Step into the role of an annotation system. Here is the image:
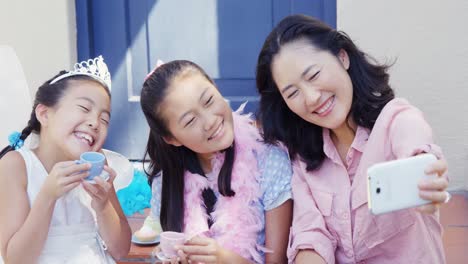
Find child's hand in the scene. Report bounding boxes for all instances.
[417,159,449,214]
[177,236,227,264]
[82,165,116,211]
[43,161,91,199]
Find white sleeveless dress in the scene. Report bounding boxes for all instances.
[16,148,115,264]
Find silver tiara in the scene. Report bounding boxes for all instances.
[50,55,111,90]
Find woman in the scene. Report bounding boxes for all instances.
[256,14,448,263]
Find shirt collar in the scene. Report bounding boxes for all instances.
[322,126,369,160]
[322,128,341,164]
[351,126,370,153]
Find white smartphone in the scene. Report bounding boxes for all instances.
[367,153,437,215]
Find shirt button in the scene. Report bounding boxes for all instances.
[345,250,354,257]
[343,213,349,219]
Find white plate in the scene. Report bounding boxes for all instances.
[156,251,171,261]
[131,234,160,245]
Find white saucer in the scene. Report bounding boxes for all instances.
[156,251,172,261]
[85,171,110,184]
[131,234,160,245]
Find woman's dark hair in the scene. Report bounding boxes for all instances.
[0,73,111,159]
[140,60,235,232]
[256,14,394,171]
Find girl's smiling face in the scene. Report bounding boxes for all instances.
[159,70,234,156]
[41,80,111,159]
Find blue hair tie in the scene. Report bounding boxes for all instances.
[8,131,24,150]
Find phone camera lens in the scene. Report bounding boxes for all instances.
[376,187,381,194]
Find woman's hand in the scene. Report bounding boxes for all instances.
[417,159,449,214]
[82,165,116,211]
[42,161,90,200]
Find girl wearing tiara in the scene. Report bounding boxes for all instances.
[0,56,131,263]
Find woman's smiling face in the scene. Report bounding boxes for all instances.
[271,38,353,130]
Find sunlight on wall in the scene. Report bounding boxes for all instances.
[338,0,468,190]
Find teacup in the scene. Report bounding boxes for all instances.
[159,231,185,258]
[77,151,105,181]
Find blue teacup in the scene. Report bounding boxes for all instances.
[77,152,105,181]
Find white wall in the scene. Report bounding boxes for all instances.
[0,0,77,99]
[338,0,468,190]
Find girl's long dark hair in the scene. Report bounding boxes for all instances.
[0,73,110,159]
[140,60,235,232]
[256,14,394,171]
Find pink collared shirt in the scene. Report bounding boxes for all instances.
[288,98,446,264]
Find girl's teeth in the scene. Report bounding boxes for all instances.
[316,97,333,114]
[210,123,223,139]
[75,132,94,145]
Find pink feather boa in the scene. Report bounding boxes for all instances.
[183,108,266,263]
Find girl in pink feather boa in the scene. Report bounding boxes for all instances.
[140,60,293,264]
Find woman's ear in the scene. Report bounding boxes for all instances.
[163,136,182,147]
[338,49,350,70]
[35,104,50,127]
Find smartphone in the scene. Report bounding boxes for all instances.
[367,153,437,215]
